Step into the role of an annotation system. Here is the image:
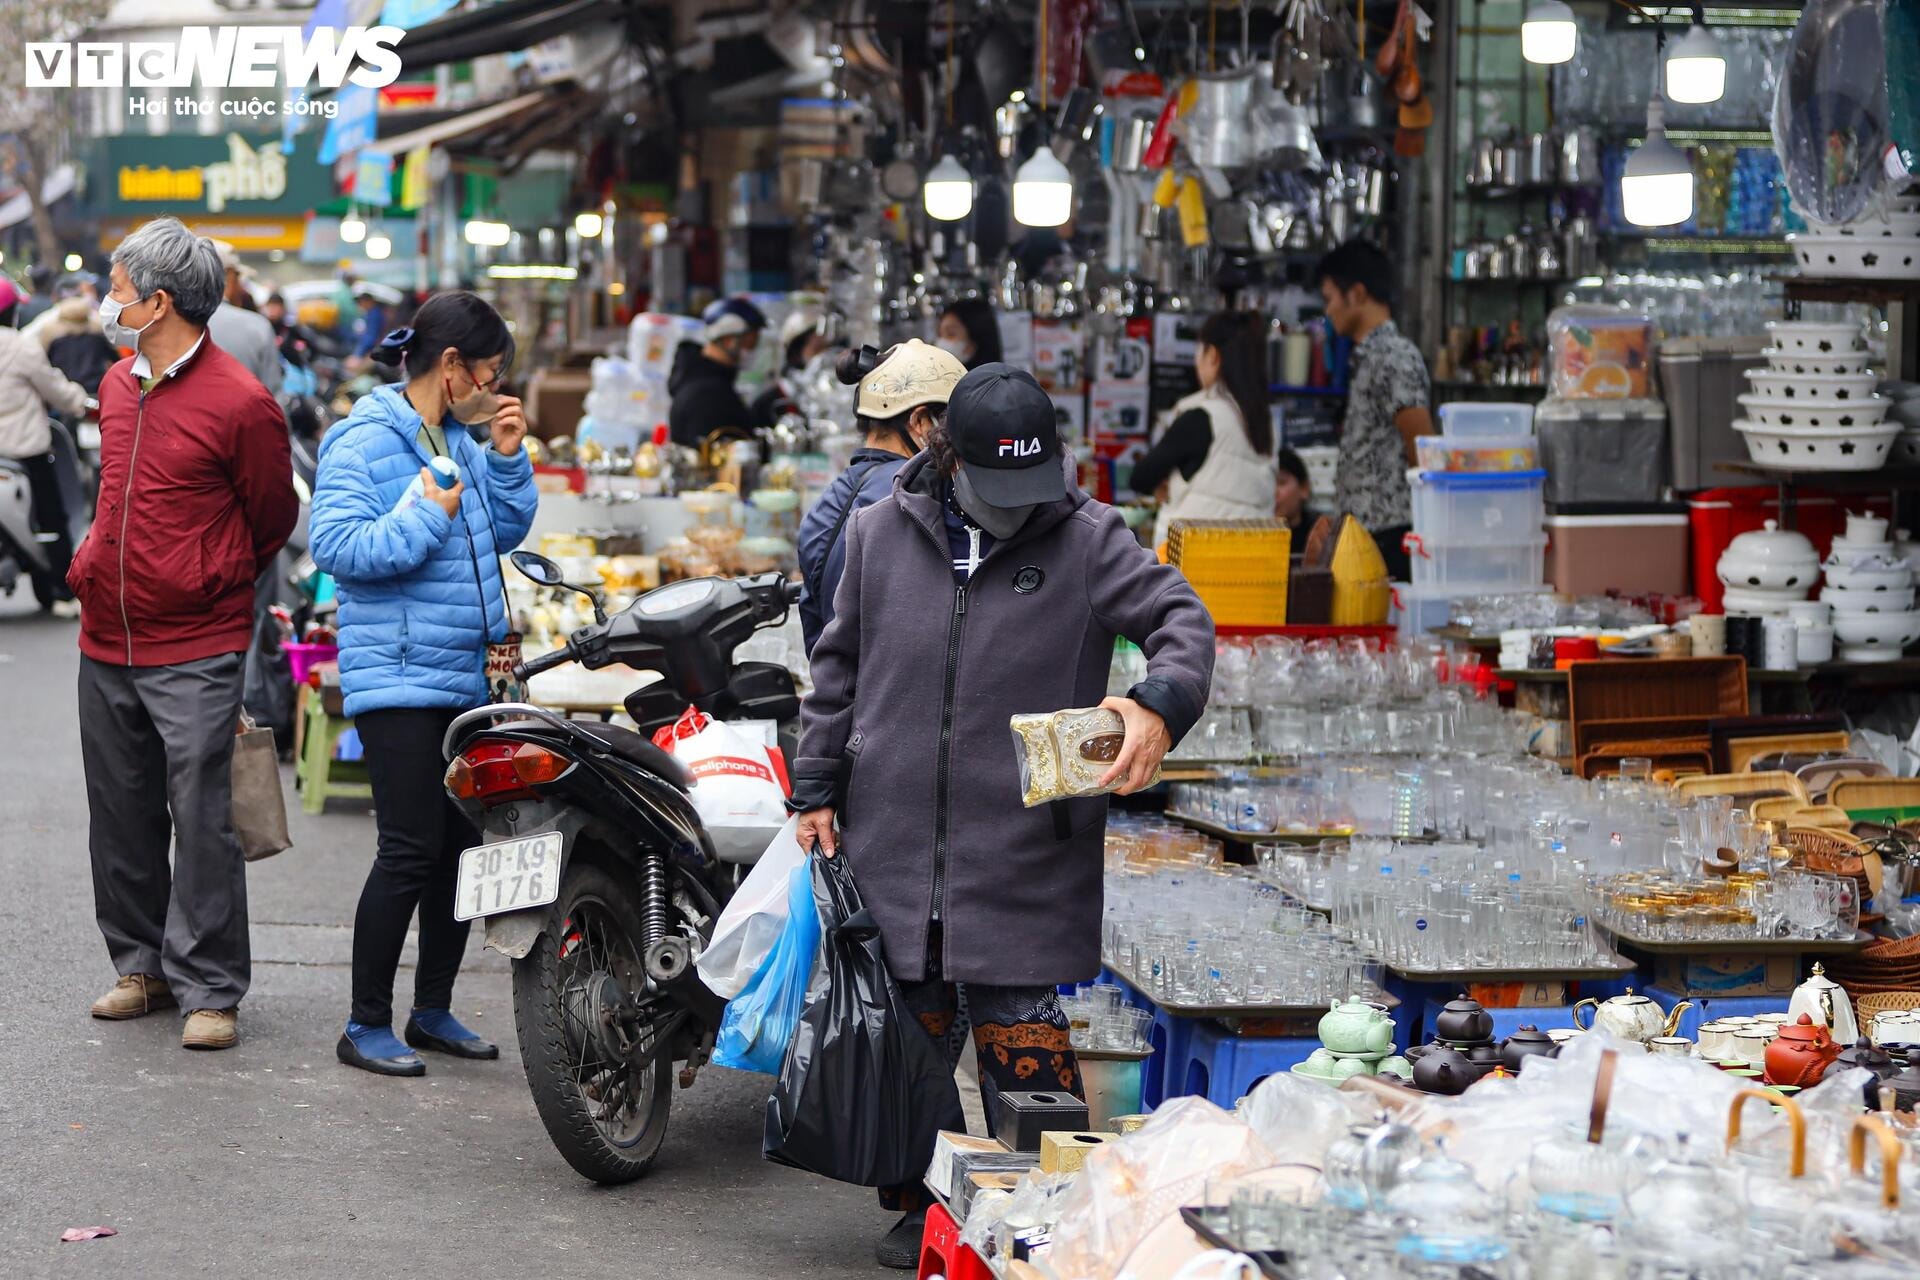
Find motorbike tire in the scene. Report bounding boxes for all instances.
[512,860,674,1185]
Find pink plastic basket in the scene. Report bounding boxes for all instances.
[284,642,339,687]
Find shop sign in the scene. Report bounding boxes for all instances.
[353,150,394,207]
[98,215,307,253]
[89,130,332,217]
[321,83,379,162]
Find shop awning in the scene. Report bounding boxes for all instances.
[364,90,551,157]
[365,87,604,174]
[393,0,629,73]
[0,164,76,231]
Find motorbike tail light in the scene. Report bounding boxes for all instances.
[512,742,569,785]
[445,755,476,800]
[449,741,539,806]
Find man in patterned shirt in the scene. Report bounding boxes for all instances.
[1315,240,1433,580]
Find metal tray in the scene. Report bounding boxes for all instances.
[1597,924,1875,955]
[1180,1207,1289,1278]
[1104,957,1400,1021]
[1388,955,1639,984]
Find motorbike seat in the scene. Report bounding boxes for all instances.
[573,722,690,790]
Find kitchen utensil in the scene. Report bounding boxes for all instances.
[1468,136,1498,188]
[1736,419,1903,470]
[1765,1013,1842,1086]
[1717,520,1821,593]
[1570,989,1692,1043]
[1524,131,1557,186]
[1561,126,1601,186]
[1774,0,1891,227]
[1738,393,1892,431]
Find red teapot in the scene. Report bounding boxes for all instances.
[1765,1013,1842,1088]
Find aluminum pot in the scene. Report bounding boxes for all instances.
[1486,241,1513,279]
[1525,131,1558,185]
[1467,136,1498,187]
[1561,126,1602,186]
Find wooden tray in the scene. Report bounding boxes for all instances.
[1673,770,1811,805]
[1103,956,1399,1021]
[1169,814,1355,845]
[1599,923,1874,955]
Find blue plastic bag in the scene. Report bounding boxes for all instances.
[713,859,821,1074]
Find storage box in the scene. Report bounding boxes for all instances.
[1411,469,1547,545]
[1659,336,1769,489]
[1390,583,1455,637]
[1567,655,1749,764]
[1545,506,1691,596]
[1651,953,1798,998]
[1415,436,1539,473]
[1405,535,1547,591]
[926,1131,1036,1200]
[992,1091,1089,1152]
[1439,402,1537,438]
[1039,1130,1118,1174]
[1535,400,1669,504]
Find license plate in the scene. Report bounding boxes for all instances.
[455,832,563,921]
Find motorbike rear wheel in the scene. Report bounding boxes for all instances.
[512,861,676,1185]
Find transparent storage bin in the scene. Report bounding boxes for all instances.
[1415,436,1538,472]
[1409,469,1546,545]
[1405,534,1548,590]
[1438,402,1537,438]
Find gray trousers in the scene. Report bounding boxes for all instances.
[78,653,249,1012]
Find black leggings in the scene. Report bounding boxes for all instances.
[350,707,478,1027]
[18,453,73,595]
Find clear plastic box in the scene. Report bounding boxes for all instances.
[1409,470,1547,545]
[1404,534,1548,591]
[1438,403,1537,438]
[1415,435,1538,472]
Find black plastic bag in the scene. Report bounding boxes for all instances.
[242,608,294,752]
[762,853,964,1186]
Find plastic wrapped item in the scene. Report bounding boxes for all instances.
[1773,0,1889,227]
[1237,1072,1359,1167]
[712,859,821,1074]
[1011,707,1139,806]
[1547,307,1655,400]
[762,853,965,1186]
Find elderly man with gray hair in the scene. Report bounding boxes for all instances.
[69,216,297,1051]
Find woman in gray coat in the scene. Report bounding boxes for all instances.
[791,364,1214,1266]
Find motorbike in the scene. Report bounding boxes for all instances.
[441,550,802,1184]
[0,419,91,609]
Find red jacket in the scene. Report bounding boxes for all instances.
[68,339,297,667]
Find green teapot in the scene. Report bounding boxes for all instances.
[1320,997,1395,1057]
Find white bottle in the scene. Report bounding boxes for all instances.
[394,456,460,513]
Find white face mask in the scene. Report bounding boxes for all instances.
[101,293,157,351]
[935,337,970,362]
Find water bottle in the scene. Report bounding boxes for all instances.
[395,456,460,513]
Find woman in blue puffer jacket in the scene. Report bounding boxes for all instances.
[309,291,538,1077]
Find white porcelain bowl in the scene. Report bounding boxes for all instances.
[1721,586,1807,615]
[1764,348,1878,377]
[1735,420,1902,471]
[1765,320,1868,354]
[1745,370,1883,402]
[1716,518,1820,591]
[1822,584,1917,613]
[1832,609,1920,662]
[1811,210,1920,237]
[1737,393,1891,431]
[1823,555,1914,590]
[1788,234,1920,280]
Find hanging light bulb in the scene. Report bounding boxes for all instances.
[1622,93,1694,227]
[364,232,393,260]
[922,153,973,221]
[1012,145,1073,227]
[464,218,511,247]
[339,210,367,244]
[1521,0,1577,64]
[573,210,604,238]
[1664,20,1725,105]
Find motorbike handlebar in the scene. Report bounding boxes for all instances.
[512,641,574,682]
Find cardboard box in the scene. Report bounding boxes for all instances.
[1039,1130,1117,1174]
[925,1131,1006,1200]
[524,367,592,441]
[1652,953,1797,998]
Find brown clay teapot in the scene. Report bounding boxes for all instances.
[1765,1013,1841,1088]
[1413,1044,1479,1095]
[1433,996,1495,1045]
[1500,1024,1561,1074]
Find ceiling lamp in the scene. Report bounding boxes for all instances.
[339,211,367,244]
[1012,145,1073,227]
[1664,17,1726,105]
[1622,94,1694,227]
[573,210,604,238]
[364,232,393,260]
[464,218,511,247]
[922,153,973,221]
[1521,0,1577,65]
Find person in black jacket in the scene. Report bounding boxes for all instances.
[667,296,766,447]
[795,339,966,653]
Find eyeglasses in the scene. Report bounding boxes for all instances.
[461,360,503,391]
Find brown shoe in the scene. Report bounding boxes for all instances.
[91,974,176,1020]
[182,1008,238,1051]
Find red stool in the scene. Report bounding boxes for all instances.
[917,1201,996,1280]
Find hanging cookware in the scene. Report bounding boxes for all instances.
[1485,240,1512,279]
[1112,111,1155,172]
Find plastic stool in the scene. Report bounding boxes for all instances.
[1643,986,1785,1040]
[1142,1006,1196,1109]
[1175,1020,1319,1108]
[295,693,373,815]
[918,1201,995,1280]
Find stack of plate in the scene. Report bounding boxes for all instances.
[1823,515,1920,663]
[1734,321,1899,470]
[1882,380,1920,465]
[1789,190,1920,280]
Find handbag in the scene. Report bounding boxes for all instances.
[231,711,292,861]
[486,631,528,704]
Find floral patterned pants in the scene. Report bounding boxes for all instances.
[878,975,1082,1212]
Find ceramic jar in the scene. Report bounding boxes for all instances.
[1765,1013,1841,1087]
[1716,520,1820,607]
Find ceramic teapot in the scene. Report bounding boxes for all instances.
[1571,989,1692,1043]
[1842,510,1891,546]
[1320,997,1395,1057]
[1413,1044,1480,1096]
[1432,996,1495,1045]
[1787,962,1858,1044]
[1501,1024,1562,1074]
[1716,520,1820,592]
[1765,1013,1841,1087]
[1837,1037,1904,1109]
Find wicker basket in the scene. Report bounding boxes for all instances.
[1856,992,1920,1023]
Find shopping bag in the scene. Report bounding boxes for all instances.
[652,707,789,828]
[241,609,294,750]
[762,853,964,1186]
[698,817,808,1000]
[231,713,292,862]
[713,860,823,1074]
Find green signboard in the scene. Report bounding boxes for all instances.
[82,130,335,218]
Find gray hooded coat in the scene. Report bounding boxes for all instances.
[793,452,1214,986]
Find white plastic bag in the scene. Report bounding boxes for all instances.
[656,709,790,828]
[697,817,806,999]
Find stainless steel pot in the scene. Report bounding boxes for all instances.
[1561,126,1601,186]
[1525,131,1558,186]
[1467,136,1498,188]
[1496,139,1523,189]
[1462,242,1491,279]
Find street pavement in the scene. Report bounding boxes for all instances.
[0,595,889,1279]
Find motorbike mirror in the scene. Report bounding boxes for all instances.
[510,550,566,586]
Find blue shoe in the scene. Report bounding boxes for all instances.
[337,1022,425,1077]
[405,1008,499,1060]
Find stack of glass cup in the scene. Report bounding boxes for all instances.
[1057,983,1154,1052]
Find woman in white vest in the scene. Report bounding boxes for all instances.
[1131,311,1278,548]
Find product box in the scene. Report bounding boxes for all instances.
[926,1131,1014,1200]
[1039,1130,1118,1174]
[1652,953,1798,998]
[1546,505,1690,597]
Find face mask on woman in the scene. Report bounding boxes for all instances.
[935,337,970,362]
[445,361,502,441]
